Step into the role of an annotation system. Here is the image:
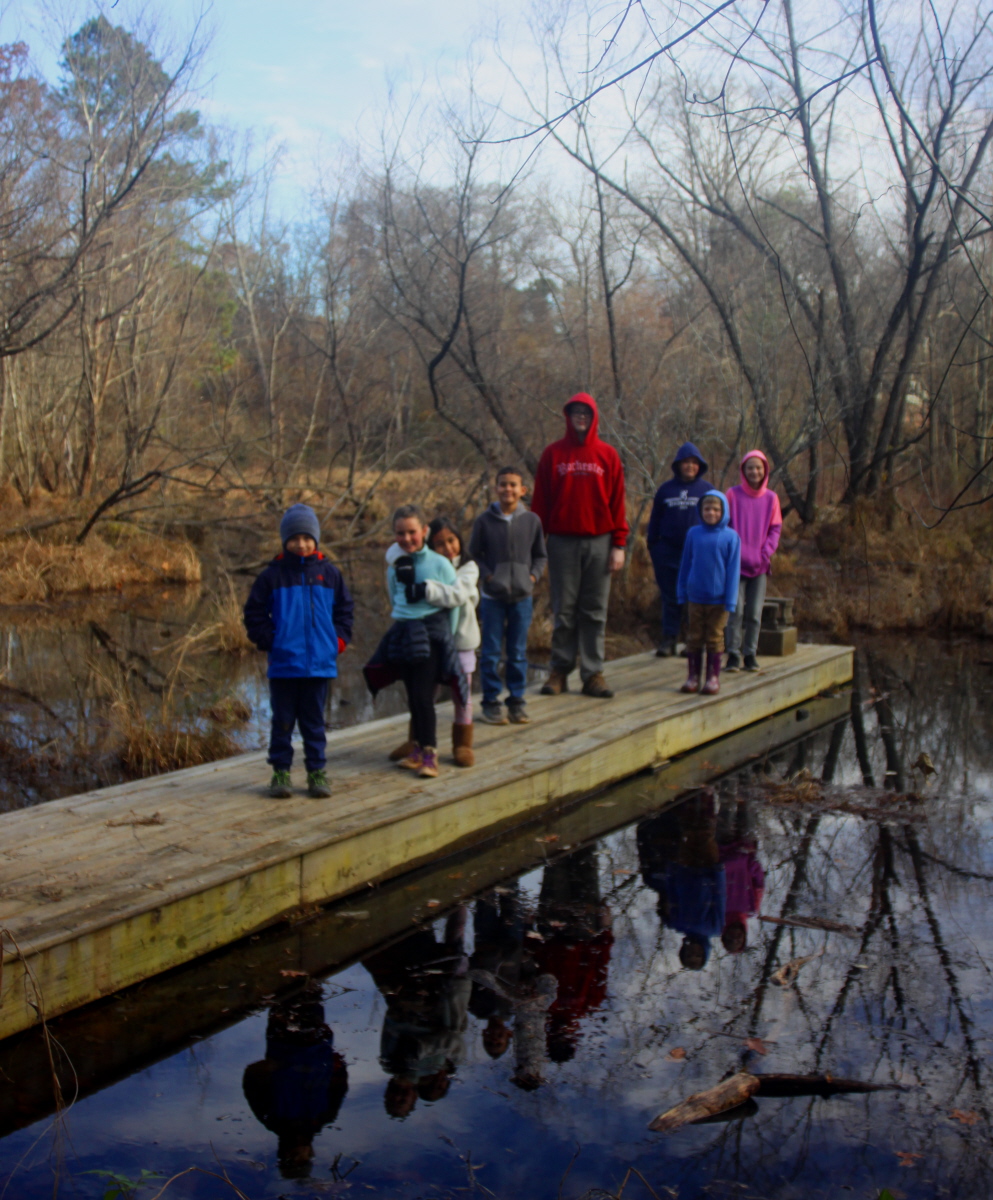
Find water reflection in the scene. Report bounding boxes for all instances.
[242,982,348,1178]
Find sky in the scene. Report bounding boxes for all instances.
[0,0,536,197]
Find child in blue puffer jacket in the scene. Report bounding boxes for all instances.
[244,504,355,799]
[676,491,740,696]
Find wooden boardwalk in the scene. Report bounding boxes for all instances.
[0,645,852,1041]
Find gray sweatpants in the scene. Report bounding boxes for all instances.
[547,533,612,682]
[725,574,768,658]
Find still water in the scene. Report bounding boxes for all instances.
[1,638,991,1199]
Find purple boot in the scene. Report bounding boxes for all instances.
[702,651,722,695]
[681,650,703,693]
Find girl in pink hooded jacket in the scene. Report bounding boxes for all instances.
[725,451,781,671]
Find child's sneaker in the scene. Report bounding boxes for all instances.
[398,744,424,771]
[481,701,509,725]
[268,769,293,798]
[743,654,759,671]
[418,747,439,778]
[307,769,331,798]
[725,652,741,672]
[507,700,530,724]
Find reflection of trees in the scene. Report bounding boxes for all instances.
[530,640,993,1195]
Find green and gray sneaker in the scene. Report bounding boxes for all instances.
[269,769,293,799]
[307,769,332,798]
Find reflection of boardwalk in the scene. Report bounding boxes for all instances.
[0,645,851,1039]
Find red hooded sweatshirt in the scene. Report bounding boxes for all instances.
[531,394,629,546]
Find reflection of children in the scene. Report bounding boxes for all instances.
[677,491,740,696]
[646,443,710,656]
[242,982,348,1180]
[717,798,764,953]
[364,505,468,780]
[243,504,354,799]
[726,451,782,672]
[363,910,471,1120]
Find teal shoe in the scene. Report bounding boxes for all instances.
[269,769,293,799]
[307,769,331,798]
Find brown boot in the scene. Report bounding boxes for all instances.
[389,720,417,761]
[581,673,614,698]
[540,670,569,696]
[452,723,475,767]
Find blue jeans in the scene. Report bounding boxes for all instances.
[268,676,329,771]
[654,561,683,641]
[479,596,533,703]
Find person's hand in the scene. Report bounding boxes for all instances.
[405,581,427,603]
[530,573,536,583]
[608,547,625,573]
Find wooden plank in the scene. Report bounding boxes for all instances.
[0,645,852,1039]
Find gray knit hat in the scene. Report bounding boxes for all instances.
[280,503,321,547]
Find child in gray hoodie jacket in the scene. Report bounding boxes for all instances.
[469,467,548,725]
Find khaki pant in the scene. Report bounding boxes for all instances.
[547,533,612,682]
[686,603,728,654]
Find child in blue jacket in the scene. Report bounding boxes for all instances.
[244,504,354,799]
[676,491,740,696]
[646,443,710,656]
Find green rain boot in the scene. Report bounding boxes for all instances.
[269,769,293,799]
[307,769,332,798]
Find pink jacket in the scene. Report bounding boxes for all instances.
[726,451,782,579]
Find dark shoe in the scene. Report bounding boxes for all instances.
[701,652,721,695]
[307,769,331,798]
[725,652,741,672]
[743,655,759,672]
[540,670,569,696]
[681,651,703,693]
[507,701,530,724]
[655,639,677,658]
[389,720,417,761]
[481,701,509,725]
[452,723,475,767]
[268,769,292,799]
[582,673,614,698]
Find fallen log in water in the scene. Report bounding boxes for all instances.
[648,1072,761,1132]
[649,1072,911,1131]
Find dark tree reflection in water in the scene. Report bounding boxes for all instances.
[1,636,992,1199]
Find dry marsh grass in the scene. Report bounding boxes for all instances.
[0,525,201,604]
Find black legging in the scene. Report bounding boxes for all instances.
[401,641,444,748]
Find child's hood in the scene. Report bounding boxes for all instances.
[739,450,770,496]
[562,391,600,445]
[672,441,708,477]
[697,489,731,530]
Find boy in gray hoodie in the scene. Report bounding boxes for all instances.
[469,467,548,725]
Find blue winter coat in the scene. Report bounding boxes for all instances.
[243,552,355,679]
[676,490,741,610]
[646,442,711,571]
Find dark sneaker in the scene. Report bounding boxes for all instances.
[268,769,292,799]
[307,769,331,798]
[540,671,569,695]
[743,654,759,672]
[481,701,509,725]
[582,673,614,698]
[507,701,530,724]
[655,639,677,658]
[725,653,741,672]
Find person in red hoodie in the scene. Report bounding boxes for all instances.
[531,394,628,698]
